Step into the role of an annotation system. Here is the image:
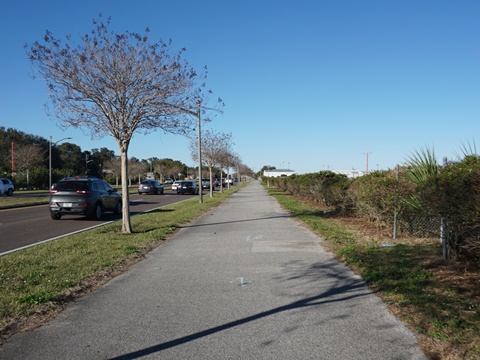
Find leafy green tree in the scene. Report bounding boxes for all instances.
[57,143,83,176]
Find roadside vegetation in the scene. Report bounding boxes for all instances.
[264,151,480,360]
[0,186,240,343]
[0,196,49,208]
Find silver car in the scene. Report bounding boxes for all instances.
[49,177,122,220]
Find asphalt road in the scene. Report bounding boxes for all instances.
[0,191,197,254]
[0,181,428,359]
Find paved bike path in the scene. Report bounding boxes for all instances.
[0,181,427,359]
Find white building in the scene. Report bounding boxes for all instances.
[332,170,366,178]
[263,169,296,178]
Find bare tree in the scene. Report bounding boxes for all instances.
[154,162,168,182]
[238,163,255,179]
[222,151,240,190]
[14,144,45,187]
[217,150,237,193]
[170,164,184,180]
[103,156,121,186]
[26,15,218,233]
[190,130,233,197]
[128,158,147,185]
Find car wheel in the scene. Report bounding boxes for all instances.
[6,189,13,196]
[90,203,103,220]
[50,212,61,220]
[114,200,122,215]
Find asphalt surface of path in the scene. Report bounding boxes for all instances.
[0,181,428,359]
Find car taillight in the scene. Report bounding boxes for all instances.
[76,190,91,194]
[50,190,58,194]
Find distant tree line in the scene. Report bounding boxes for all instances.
[0,127,195,189]
[0,126,255,190]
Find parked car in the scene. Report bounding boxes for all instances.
[171,180,182,191]
[0,178,14,196]
[138,180,164,195]
[49,176,122,220]
[176,180,199,195]
[164,178,174,184]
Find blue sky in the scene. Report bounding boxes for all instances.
[1,1,479,174]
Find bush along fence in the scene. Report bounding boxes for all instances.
[265,154,480,262]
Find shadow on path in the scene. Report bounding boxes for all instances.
[110,272,369,360]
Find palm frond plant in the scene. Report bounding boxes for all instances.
[456,138,478,159]
[405,146,440,184]
[402,146,441,218]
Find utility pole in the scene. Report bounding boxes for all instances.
[11,142,14,176]
[197,100,203,203]
[363,152,372,174]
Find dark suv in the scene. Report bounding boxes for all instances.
[49,177,122,220]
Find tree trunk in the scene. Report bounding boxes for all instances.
[120,149,132,233]
[209,166,214,198]
[220,167,224,194]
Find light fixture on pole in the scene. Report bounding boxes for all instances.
[49,136,72,190]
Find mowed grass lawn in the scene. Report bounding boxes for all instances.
[0,186,239,342]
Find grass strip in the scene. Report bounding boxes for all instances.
[0,187,239,335]
[267,187,480,359]
[0,197,50,208]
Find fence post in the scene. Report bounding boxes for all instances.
[440,218,448,260]
[440,157,448,260]
[393,164,399,239]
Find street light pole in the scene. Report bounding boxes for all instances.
[197,100,203,203]
[49,136,52,190]
[49,136,72,190]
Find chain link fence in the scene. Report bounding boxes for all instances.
[395,213,441,238]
